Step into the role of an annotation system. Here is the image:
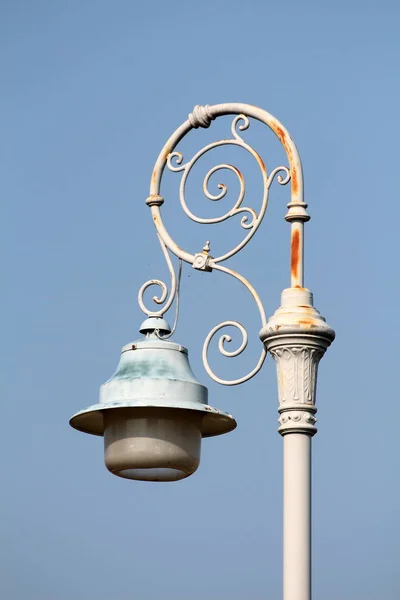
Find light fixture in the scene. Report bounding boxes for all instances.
[70,103,334,600]
[70,317,236,482]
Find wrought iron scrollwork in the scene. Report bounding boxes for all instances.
[139,103,304,385]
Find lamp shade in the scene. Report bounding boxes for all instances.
[70,318,236,481]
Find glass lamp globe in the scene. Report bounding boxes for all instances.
[104,408,202,481]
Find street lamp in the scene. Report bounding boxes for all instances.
[71,314,236,482]
[70,103,334,600]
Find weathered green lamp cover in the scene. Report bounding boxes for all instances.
[70,318,236,482]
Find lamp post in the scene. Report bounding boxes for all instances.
[70,103,334,600]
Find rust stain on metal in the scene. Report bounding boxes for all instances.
[273,122,299,195]
[151,169,157,185]
[275,125,292,159]
[275,125,286,146]
[236,168,244,184]
[163,146,171,160]
[291,229,300,281]
[291,166,298,195]
[298,318,317,327]
[298,305,315,312]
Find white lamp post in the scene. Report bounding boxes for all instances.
[70,103,334,600]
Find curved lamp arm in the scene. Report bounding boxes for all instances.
[138,103,310,385]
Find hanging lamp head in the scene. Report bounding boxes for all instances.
[70,317,236,482]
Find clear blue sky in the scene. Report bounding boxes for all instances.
[2,1,399,599]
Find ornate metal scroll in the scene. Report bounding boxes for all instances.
[139,103,305,385]
[138,235,180,318]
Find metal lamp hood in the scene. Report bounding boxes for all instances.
[69,317,236,438]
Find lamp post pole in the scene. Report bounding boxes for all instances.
[70,103,334,600]
[260,285,334,600]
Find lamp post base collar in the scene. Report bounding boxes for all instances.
[260,287,335,437]
[259,287,335,345]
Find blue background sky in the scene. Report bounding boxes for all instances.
[2,1,399,599]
